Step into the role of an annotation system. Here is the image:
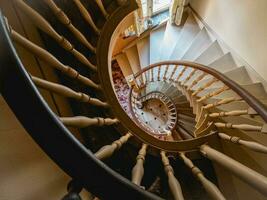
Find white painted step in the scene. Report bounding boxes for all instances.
[150,25,166,64]
[200,66,253,89]
[124,45,141,74]
[194,40,224,65]
[115,53,133,78]
[208,53,238,73]
[182,28,212,61]
[202,83,267,100]
[136,37,150,69]
[159,21,184,61]
[169,13,200,60]
[223,66,253,85]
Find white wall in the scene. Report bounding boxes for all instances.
[190,0,267,82]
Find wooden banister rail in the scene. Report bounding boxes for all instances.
[32,76,108,107]
[179,153,226,200]
[60,116,119,128]
[95,133,132,160]
[10,29,100,90]
[200,144,267,196]
[161,151,184,200]
[14,0,97,71]
[131,144,148,186]
[133,61,267,123]
[44,0,97,51]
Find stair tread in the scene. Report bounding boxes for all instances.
[182,28,212,61]
[194,40,224,65]
[115,53,133,78]
[124,45,141,74]
[200,83,267,100]
[159,20,184,61]
[136,37,150,69]
[223,66,253,85]
[208,52,238,73]
[169,13,201,60]
[150,25,166,64]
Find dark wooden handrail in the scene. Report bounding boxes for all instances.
[134,61,267,123]
[0,7,163,200]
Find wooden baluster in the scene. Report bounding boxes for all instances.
[32,76,108,107]
[218,132,267,154]
[182,69,197,86]
[60,116,119,128]
[179,153,226,200]
[215,122,267,133]
[132,144,148,186]
[163,65,169,81]
[192,78,218,97]
[203,97,241,110]
[209,107,257,118]
[11,29,100,89]
[175,66,187,83]
[44,0,97,51]
[188,72,207,90]
[95,133,132,160]
[197,85,229,103]
[151,68,154,82]
[169,65,178,81]
[72,0,100,34]
[200,144,267,196]
[14,0,96,71]
[95,0,109,19]
[157,65,161,81]
[160,151,184,200]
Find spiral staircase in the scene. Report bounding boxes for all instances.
[1,0,267,200]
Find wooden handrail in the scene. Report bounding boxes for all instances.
[133,61,267,123]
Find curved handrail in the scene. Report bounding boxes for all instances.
[0,8,163,200]
[134,61,267,123]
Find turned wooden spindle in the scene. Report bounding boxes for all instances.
[182,69,197,86]
[60,116,119,128]
[163,65,169,81]
[157,65,161,81]
[218,132,267,154]
[95,0,109,18]
[14,0,96,71]
[209,107,257,118]
[44,0,97,51]
[11,29,100,89]
[32,76,108,107]
[175,66,187,83]
[215,122,267,133]
[169,65,178,81]
[203,97,241,110]
[160,151,184,200]
[95,133,132,160]
[197,85,229,103]
[179,153,226,200]
[188,72,207,90]
[132,144,148,186]
[73,0,100,34]
[192,78,218,97]
[200,144,267,196]
[151,68,154,82]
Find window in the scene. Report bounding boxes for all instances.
[153,0,171,14]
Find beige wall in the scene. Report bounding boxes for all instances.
[190,0,267,82]
[0,1,86,199]
[190,1,267,199]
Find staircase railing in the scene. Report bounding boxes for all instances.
[0,3,163,200]
[131,61,267,136]
[127,61,267,196]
